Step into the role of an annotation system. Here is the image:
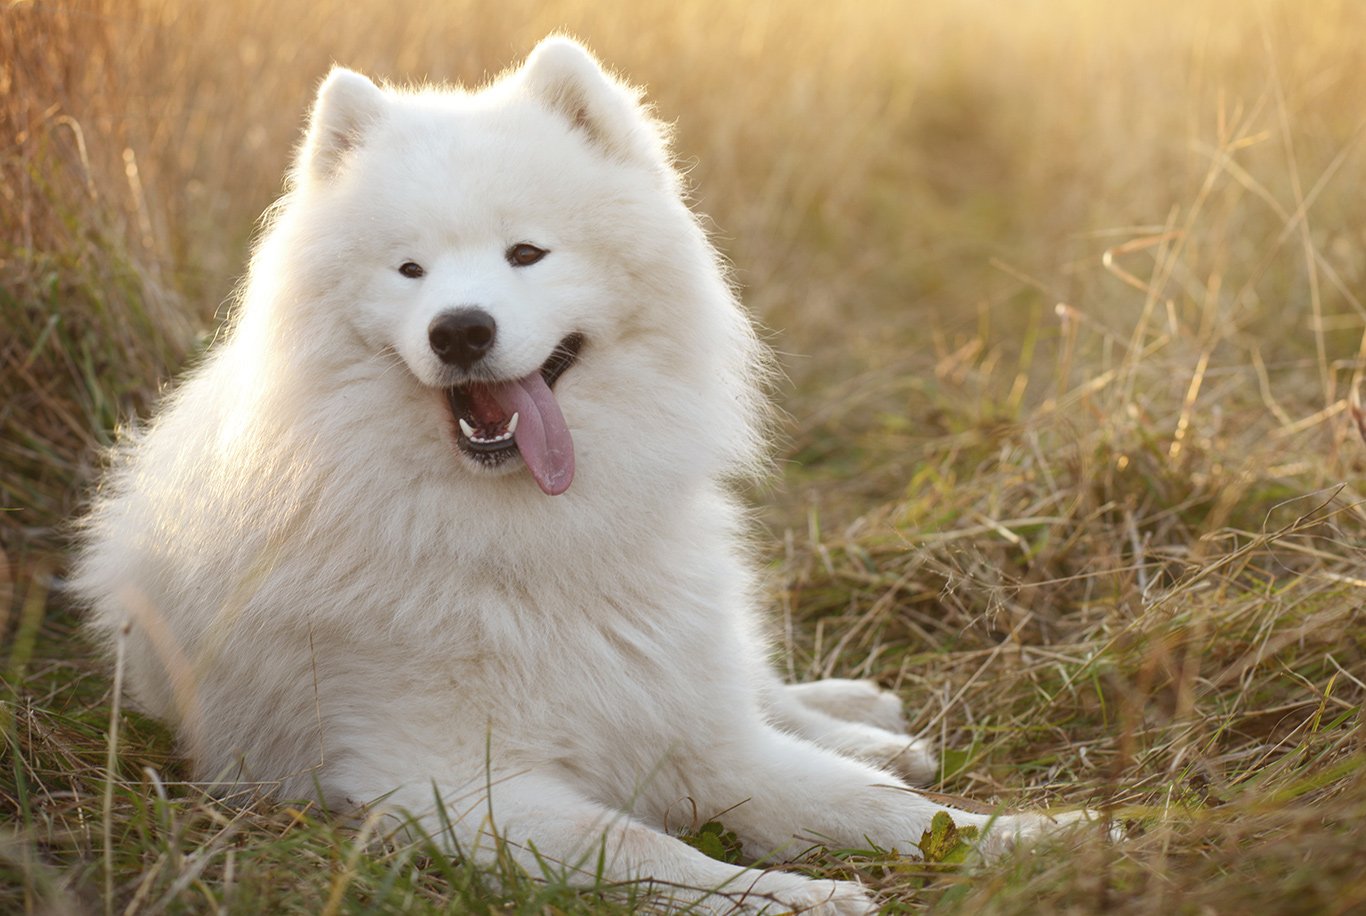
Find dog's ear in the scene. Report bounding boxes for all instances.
[518,36,669,169]
[298,67,387,183]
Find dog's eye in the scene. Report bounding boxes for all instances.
[506,243,548,267]
[398,261,425,279]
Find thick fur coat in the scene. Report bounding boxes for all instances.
[74,38,1085,913]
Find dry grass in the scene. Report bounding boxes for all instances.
[3,0,1365,912]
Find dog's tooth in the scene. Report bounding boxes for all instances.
[458,418,475,439]
[507,412,519,435]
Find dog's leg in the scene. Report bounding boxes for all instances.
[363,768,877,914]
[763,678,937,784]
[696,726,1082,862]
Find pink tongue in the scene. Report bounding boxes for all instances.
[488,372,574,495]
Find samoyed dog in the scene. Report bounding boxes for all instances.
[75,37,1090,913]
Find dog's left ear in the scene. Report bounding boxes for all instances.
[518,36,669,169]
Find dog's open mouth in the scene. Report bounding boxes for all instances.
[444,333,584,495]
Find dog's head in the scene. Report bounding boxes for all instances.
[247,38,769,498]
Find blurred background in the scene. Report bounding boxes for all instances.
[3,1,1365,912]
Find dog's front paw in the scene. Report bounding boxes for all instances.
[814,722,937,785]
[972,809,1113,861]
[851,732,938,785]
[731,871,875,915]
[786,678,908,733]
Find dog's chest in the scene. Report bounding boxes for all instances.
[450,565,755,748]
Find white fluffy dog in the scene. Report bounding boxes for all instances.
[75,37,1087,913]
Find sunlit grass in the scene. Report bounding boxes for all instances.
[3,0,1365,912]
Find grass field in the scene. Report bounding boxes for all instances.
[3,0,1366,912]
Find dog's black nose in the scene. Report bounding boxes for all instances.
[428,309,497,369]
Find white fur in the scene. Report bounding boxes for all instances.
[74,37,1089,913]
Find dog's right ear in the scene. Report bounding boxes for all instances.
[298,67,387,184]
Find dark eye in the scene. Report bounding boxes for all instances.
[506,243,548,267]
[398,261,425,279]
